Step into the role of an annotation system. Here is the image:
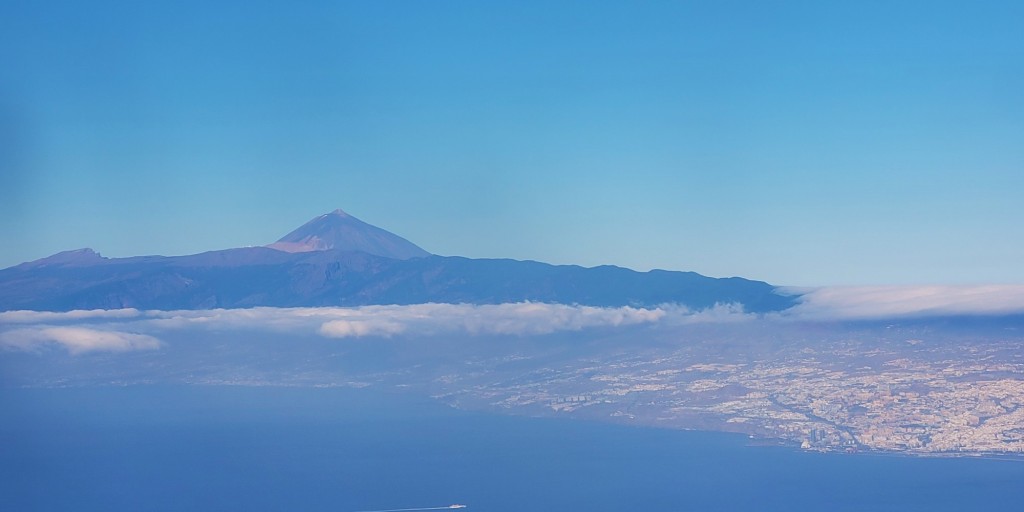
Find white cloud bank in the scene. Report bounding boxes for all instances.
[0,326,161,354]
[139,302,668,338]
[783,285,1024,320]
[0,308,142,324]
[318,302,666,338]
[3,286,1024,354]
[0,303,670,352]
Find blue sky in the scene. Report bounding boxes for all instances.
[1,1,1022,285]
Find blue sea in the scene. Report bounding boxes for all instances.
[2,386,1022,511]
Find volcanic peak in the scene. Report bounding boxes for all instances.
[266,209,430,260]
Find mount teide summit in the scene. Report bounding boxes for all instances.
[267,209,430,259]
[0,210,797,312]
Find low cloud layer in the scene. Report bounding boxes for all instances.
[784,285,1024,320]
[0,303,669,353]
[0,308,142,324]
[3,286,1023,355]
[323,302,666,337]
[141,302,667,338]
[0,326,161,354]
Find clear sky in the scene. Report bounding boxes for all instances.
[1,1,1022,285]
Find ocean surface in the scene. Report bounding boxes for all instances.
[2,386,1022,512]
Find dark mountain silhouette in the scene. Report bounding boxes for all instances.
[0,210,797,312]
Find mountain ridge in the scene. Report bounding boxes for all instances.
[0,210,798,313]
